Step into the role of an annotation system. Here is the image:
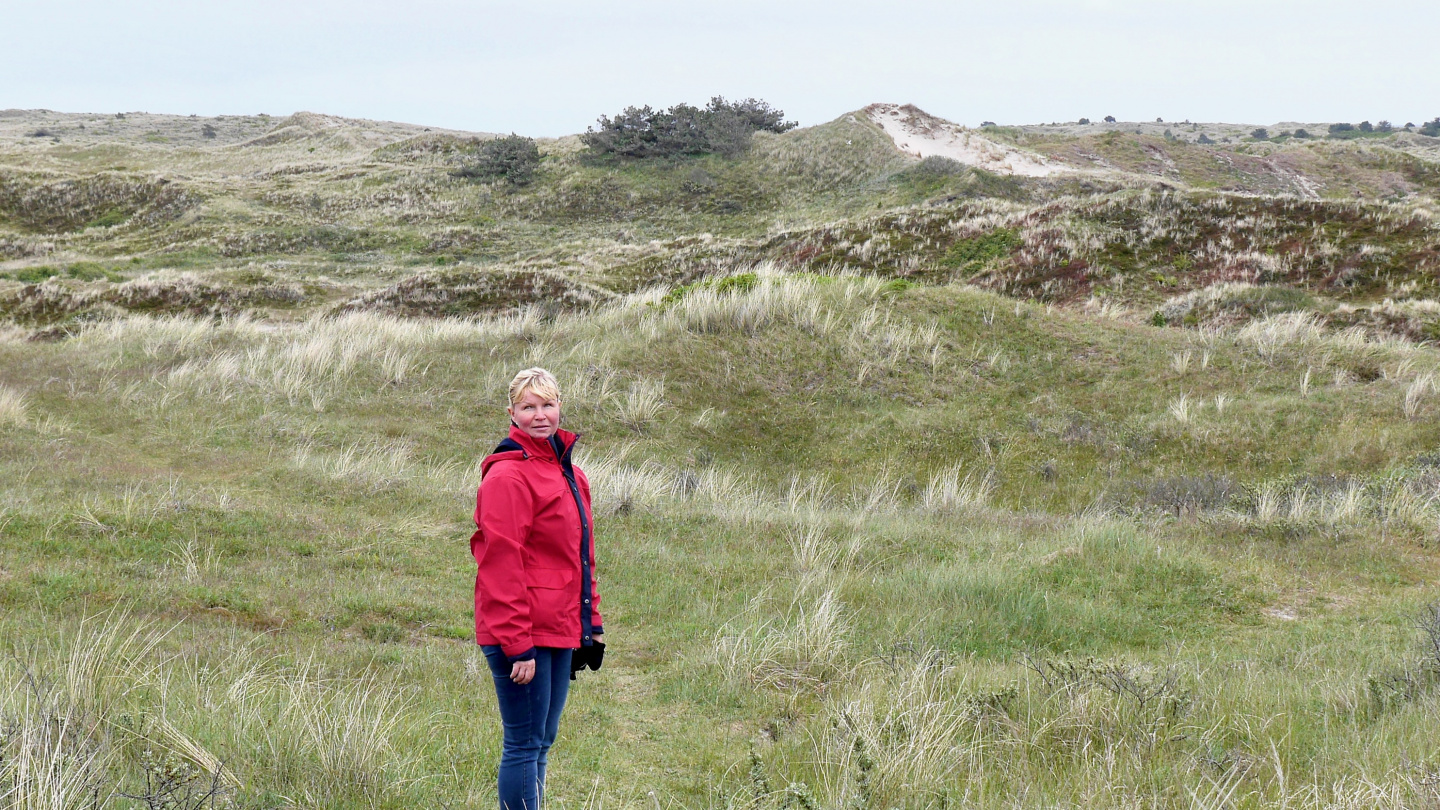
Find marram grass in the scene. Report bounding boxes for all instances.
[3,272,1440,807]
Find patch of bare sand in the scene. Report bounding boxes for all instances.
[865,103,1067,177]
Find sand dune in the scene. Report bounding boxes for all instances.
[866,103,1066,177]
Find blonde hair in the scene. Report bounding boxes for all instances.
[508,367,561,405]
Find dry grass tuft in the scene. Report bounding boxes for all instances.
[715,589,851,692]
[0,385,29,428]
[1236,312,1325,360]
[920,465,994,513]
[1404,373,1434,419]
[615,379,666,432]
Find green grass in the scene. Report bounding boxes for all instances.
[4,274,1440,807]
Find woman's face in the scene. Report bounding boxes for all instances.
[508,390,561,440]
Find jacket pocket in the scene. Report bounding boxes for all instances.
[527,568,575,636]
[527,567,574,590]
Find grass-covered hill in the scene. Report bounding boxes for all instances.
[3,105,1440,808]
[4,106,1440,328]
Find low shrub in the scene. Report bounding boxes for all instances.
[453,134,541,186]
[582,97,796,160]
[660,271,760,306]
[85,208,129,229]
[1140,474,1238,516]
[909,155,967,177]
[65,262,124,282]
[1326,122,1387,140]
[3,263,123,284]
[940,228,1022,270]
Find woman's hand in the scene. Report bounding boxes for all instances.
[510,659,536,684]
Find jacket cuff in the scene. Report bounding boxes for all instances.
[500,636,534,659]
[591,626,603,635]
[505,646,537,663]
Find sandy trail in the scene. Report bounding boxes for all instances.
[866,103,1065,177]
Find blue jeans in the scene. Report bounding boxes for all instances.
[481,646,573,810]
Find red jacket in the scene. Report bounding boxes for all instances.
[471,425,602,659]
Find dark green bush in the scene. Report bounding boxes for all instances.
[660,271,761,305]
[941,228,1022,270]
[3,263,122,283]
[85,208,129,229]
[1251,128,1268,141]
[880,278,917,295]
[911,155,967,177]
[581,104,704,160]
[455,134,541,186]
[7,266,59,283]
[1327,121,1392,140]
[1420,118,1440,137]
[709,96,796,135]
[65,262,123,282]
[582,97,796,160]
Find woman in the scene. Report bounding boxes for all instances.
[471,367,604,809]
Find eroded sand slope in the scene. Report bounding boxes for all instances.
[866,103,1066,176]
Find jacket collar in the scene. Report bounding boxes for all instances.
[508,423,577,461]
[481,424,578,477]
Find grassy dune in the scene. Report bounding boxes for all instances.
[4,108,1440,807]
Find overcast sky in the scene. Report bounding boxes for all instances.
[6,0,1438,136]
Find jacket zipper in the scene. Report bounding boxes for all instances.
[555,438,595,646]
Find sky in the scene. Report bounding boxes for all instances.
[6,0,1439,136]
